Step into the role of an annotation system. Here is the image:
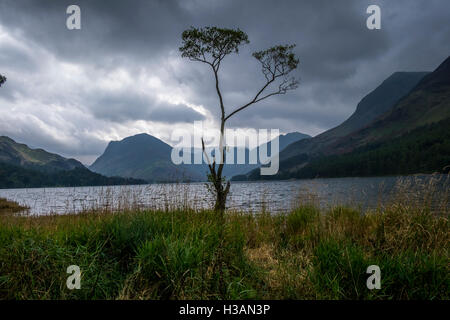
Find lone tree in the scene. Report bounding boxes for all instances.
[180,26,299,213]
[0,74,6,87]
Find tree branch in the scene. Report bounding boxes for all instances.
[224,44,299,122]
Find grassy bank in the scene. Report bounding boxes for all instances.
[0,189,448,300]
[1,175,449,300]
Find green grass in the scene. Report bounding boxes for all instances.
[0,191,448,300]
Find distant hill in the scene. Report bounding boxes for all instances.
[267,132,311,152]
[237,56,450,180]
[185,146,259,179]
[90,132,310,181]
[0,162,145,189]
[187,131,311,178]
[90,133,203,182]
[253,132,311,158]
[0,136,146,188]
[0,136,84,172]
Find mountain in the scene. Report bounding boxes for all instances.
[279,71,429,160]
[253,132,311,157]
[329,56,450,153]
[243,117,450,180]
[185,146,259,179]
[0,136,146,188]
[237,56,450,180]
[266,132,311,152]
[0,136,84,172]
[90,132,310,182]
[90,133,203,182]
[188,132,311,178]
[0,162,145,189]
[321,72,430,139]
[301,118,450,178]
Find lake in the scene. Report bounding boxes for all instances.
[0,175,447,215]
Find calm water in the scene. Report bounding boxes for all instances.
[0,175,447,215]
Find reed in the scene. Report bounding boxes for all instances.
[0,177,448,300]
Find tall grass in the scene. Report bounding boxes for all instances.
[0,197,28,215]
[0,177,448,300]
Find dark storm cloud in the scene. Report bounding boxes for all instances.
[90,93,205,123]
[0,0,186,62]
[0,0,449,163]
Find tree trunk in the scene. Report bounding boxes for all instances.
[213,178,230,213]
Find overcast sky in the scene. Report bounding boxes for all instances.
[0,0,449,164]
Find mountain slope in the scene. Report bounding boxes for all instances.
[280,71,429,161]
[168,131,310,178]
[242,56,449,180]
[329,56,450,153]
[0,136,146,188]
[0,162,145,189]
[90,133,203,182]
[0,136,84,172]
[243,117,450,180]
[219,132,310,177]
[91,132,310,181]
[318,72,430,139]
[268,132,311,152]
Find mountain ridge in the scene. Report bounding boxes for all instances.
[236,56,450,181]
[90,133,204,182]
[0,136,85,172]
[280,71,430,161]
[328,56,450,154]
[0,136,146,188]
[90,132,310,181]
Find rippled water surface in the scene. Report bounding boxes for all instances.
[0,175,447,215]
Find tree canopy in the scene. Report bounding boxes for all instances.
[180,26,249,70]
[179,26,299,121]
